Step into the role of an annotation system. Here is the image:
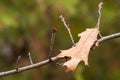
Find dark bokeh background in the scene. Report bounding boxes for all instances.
[0,0,120,80]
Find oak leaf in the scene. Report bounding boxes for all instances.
[57,28,99,72]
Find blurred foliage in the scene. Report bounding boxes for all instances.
[0,0,120,80]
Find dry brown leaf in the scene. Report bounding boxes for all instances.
[57,2,103,72]
[57,28,99,72]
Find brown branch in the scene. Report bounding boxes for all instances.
[0,32,120,77]
[0,57,63,77]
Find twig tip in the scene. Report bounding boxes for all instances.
[59,14,63,19]
[99,2,103,7]
[28,52,30,55]
[28,52,33,64]
[59,14,64,22]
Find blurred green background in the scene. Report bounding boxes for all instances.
[0,0,120,80]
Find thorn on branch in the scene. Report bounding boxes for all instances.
[28,52,33,65]
[48,28,56,62]
[59,15,75,46]
[16,55,21,72]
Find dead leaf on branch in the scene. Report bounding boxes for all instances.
[57,28,99,72]
[56,2,103,72]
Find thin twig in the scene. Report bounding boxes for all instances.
[0,32,120,77]
[96,2,103,29]
[16,55,21,71]
[28,52,33,65]
[98,32,103,38]
[48,28,56,61]
[96,2,103,38]
[59,15,75,46]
